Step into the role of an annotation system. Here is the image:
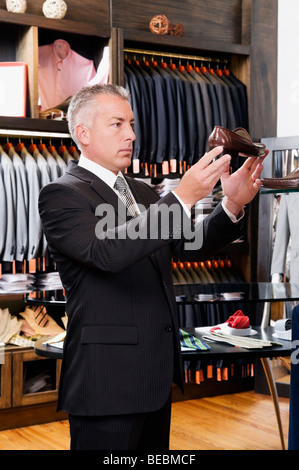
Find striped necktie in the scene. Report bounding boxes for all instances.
[179,329,210,350]
[114,175,138,217]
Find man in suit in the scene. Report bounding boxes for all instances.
[271,193,299,286]
[38,83,266,450]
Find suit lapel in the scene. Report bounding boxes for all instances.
[66,162,165,274]
[66,161,128,223]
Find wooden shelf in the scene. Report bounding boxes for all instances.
[0,9,110,37]
[124,29,251,57]
[0,116,69,135]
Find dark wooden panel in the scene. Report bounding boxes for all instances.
[112,0,243,44]
[0,116,69,133]
[248,0,277,140]
[123,30,250,57]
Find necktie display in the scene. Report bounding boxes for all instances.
[179,328,210,350]
[114,175,138,217]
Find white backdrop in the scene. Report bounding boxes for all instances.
[277,0,299,137]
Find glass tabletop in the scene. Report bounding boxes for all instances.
[17,281,299,306]
[174,282,299,304]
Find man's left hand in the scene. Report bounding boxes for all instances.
[221,150,269,217]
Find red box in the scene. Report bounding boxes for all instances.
[0,62,27,117]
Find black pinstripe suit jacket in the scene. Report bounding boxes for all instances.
[38,161,244,416]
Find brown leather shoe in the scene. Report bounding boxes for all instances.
[208,126,267,157]
[261,167,299,189]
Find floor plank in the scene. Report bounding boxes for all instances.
[0,391,290,450]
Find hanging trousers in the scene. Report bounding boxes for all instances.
[69,393,172,450]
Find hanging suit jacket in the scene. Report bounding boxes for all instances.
[126,63,151,165]
[132,64,158,164]
[0,162,7,259]
[38,161,244,416]
[21,148,43,260]
[271,193,299,285]
[9,147,28,262]
[124,66,144,163]
[0,146,16,262]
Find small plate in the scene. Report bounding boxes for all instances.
[194,294,214,301]
[221,292,244,300]
[221,323,252,336]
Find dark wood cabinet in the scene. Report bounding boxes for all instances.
[12,349,61,407]
[0,352,11,409]
[110,0,277,142]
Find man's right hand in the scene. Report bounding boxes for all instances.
[173,146,231,209]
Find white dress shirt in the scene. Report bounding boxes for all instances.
[78,155,141,214]
[78,154,243,222]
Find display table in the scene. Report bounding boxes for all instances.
[30,282,299,450]
[182,326,291,360]
[34,339,63,360]
[182,326,290,450]
[22,281,299,305]
[35,326,290,449]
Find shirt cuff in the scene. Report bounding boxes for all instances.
[271,273,284,283]
[221,200,245,223]
[171,191,192,218]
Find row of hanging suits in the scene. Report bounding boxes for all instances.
[172,260,256,329]
[172,260,245,285]
[0,142,79,266]
[125,58,248,173]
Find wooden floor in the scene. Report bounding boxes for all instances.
[0,391,290,450]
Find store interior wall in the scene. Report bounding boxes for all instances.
[277,0,299,137]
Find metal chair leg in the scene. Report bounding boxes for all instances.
[260,356,285,450]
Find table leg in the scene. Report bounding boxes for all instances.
[260,357,285,450]
[261,302,270,329]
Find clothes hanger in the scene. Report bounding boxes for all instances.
[177,59,185,72]
[38,140,46,153]
[48,141,59,159]
[48,143,56,154]
[133,55,139,66]
[185,61,193,73]
[217,259,225,269]
[212,260,219,269]
[141,54,150,68]
[68,144,76,155]
[68,144,80,160]
[15,139,25,153]
[159,54,167,69]
[222,60,230,76]
[58,143,67,155]
[4,138,13,153]
[150,55,158,68]
[159,61,167,69]
[28,139,37,154]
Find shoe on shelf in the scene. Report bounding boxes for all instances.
[261,167,299,189]
[208,126,267,158]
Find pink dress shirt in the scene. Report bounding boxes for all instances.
[38,39,102,111]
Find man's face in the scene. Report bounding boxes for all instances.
[76,94,136,174]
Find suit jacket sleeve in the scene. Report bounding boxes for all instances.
[271,194,290,276]
[39,178,244,274]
